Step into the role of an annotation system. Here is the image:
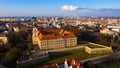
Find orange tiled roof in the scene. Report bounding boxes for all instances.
[0,33,6,37]
[37,29,76,40]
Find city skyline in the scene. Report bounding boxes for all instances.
[0,0,120,16]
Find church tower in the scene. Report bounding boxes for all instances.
[32,27,39,45]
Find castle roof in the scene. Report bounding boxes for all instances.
[37,29,76,40]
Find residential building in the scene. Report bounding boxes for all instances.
[0,33,8,45]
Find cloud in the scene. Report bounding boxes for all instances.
[61,5,78,11]
[77,7,120,12]
[98,8,120,11]
[77,7,96,11]
[61,5,120,16]
[77,8,120,16]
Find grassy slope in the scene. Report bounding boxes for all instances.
[31,51,110,68]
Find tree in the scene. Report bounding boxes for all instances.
[27,43,33,51]
[27,34,32,42]
[19,26,28,40]
[95,33,112,46]
[0,45,9,62]
[83,60,95,68]
[0,46,9,53]
[8,32,22,47]
[1,47,23,68]
[112,41,120,51]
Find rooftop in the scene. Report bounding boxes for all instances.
[0,33,6,37]
[37,29,76,40]
[65,59,83,68]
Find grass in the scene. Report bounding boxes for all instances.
[94,60,120,68]
[26,50,111,68]
[85,44,104,48]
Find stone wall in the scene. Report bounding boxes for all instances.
[85,43,113,54]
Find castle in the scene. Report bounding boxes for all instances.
[32,27,77,50]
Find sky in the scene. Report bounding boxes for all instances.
[0,0,120,17]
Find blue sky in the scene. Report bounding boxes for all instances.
[0,0,120,16]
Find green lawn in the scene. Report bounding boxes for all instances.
[28,50,110,68]
[47,51,106,64]
[95,60,120,68]
[85,44,104,48]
